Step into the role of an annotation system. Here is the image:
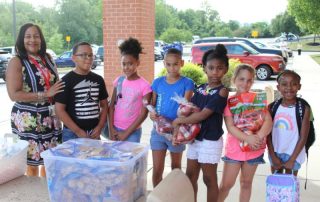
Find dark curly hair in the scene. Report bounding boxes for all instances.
[119,37,143,60]
[202,44,229,69]
[15,23,47,59]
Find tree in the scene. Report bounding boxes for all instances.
[288,0,320,41]
[270,11,302,36]
[159,28,192,43]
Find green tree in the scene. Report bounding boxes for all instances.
[288,0,320,41]
[251,22,272,38]
[55,0,101,48]
[270,11,302,36]
[159,28,192,43]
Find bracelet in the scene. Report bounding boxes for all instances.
[37,92,45,101]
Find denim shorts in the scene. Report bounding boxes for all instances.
[222,154,265,165]
[268,152,301,171]
[150,128,185,153]
[62,127,78,142]
[114,126,142,143]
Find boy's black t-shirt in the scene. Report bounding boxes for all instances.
[55,71,108,131]
[191,84,227,141]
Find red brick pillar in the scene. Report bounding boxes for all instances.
[102,0,155,93]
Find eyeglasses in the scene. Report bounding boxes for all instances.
[74,53,94,60]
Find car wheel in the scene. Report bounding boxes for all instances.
[256,65,272,80]
[91,65,97,69]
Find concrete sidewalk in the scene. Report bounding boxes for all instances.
[0,52,319,201]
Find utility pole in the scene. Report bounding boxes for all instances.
[12,0,16,42]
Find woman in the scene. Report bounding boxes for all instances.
[6,23,64,177]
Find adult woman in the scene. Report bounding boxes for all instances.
[6,23,64,177]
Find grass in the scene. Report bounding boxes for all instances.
[288,39,320,52]
[310,55,320,65]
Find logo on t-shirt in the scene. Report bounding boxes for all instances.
[74,80,100,119]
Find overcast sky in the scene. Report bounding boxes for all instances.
[3,0,288,24]
[166,0,288,24]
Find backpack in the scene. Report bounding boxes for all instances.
[269,97,315,156]
[269,97,315,189]
[102,76,125,138]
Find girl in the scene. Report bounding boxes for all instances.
[149,48,194,187]
[108,37,152,142]
[218,64,272,202]
[172,44,229,202]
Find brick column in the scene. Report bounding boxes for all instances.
[102,0,155,93]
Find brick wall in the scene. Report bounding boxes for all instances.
[102,0,155,94]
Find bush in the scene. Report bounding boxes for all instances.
[157,59,241,88]
[157,62,206,85]
[222,59,241,88]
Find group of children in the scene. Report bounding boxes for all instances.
[54,38,311,202]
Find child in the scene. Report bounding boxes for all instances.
[55,42,108,142]
[267,70,310,176]
[172,44,229,202]
[149,48,194,187]
[108,37,152,142]
[218,64,272,202]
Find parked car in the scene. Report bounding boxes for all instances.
[0,46,16,56]
[95,46,104,62]
[191,42,286,80]
[0,54,8,81]
[154,48,162,61]
[193,37,288,63]
[155,40,165,58]
[55,51,101,69]
[275,33,299,42]
[254,41,292,57]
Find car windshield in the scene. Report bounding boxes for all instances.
[240,43,260,54]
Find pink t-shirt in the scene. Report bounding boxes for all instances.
[224,103,266,161]
[113,76,152,129]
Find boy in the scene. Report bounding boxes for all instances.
[55,42,108,142]
[267,70,310,175]
[149,48,194,187]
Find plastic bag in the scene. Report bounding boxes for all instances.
[145,105,174,140]
[228,92,267,152]
[171,94,201,144]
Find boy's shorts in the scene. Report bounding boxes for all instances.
[187,138,223,164]
[268,152,301,171]
[150,129,185,153]
[222,154,265,165]
[62,127,78,142]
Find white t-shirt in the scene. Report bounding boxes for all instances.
[272,105,306,164]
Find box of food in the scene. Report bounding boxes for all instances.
[41,139,148,202]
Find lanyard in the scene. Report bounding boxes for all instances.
[29,56,52,102]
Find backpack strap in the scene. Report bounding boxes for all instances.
[115,76,125,104]
[269,98,282,120]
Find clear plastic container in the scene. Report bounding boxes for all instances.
[41,139,148,202]
[0,133,28,184]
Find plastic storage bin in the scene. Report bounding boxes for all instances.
[41,138,148,202]
[0,133,28,184]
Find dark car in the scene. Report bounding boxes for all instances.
[0,54,8,81]
[193,37,288,63]
[95,46,104,62]
[55,51,101,69]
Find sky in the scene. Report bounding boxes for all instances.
[166,0,288,24]
[3,0,288,24]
